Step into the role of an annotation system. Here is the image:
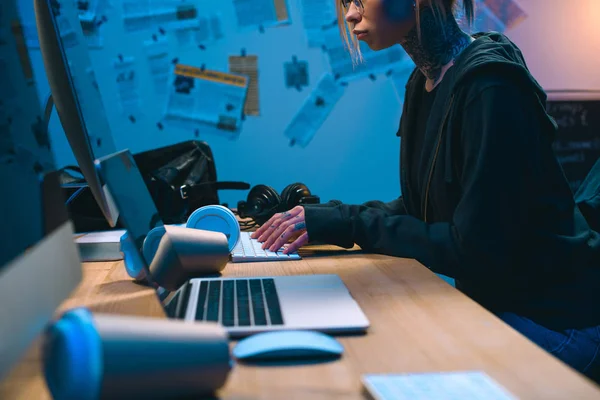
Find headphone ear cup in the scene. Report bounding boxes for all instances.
[280,182,311,210]
[246,184,281,225]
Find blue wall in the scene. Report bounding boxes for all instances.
[18,0,509,208]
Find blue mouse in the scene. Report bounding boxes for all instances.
[232,330,344,362]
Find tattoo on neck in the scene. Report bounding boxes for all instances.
[400,5,472,84]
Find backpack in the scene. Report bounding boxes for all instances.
[61,140,249,232]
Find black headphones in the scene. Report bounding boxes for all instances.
[237,182,320,225]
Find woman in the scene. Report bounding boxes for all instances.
[252,0,600,381]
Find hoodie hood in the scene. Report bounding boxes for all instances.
[397,31,558,137]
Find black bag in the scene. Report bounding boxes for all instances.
[62,140,249,232]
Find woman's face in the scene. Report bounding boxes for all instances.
[344,0,416,50]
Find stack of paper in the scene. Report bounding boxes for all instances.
[74,230,125,262]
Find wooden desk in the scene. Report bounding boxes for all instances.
[2,247,600,399]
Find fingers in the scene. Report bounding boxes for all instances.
[256,209,299,243]
[282,231,309,254]
[250,213,279,239]
[262,215,304,250]
[267,221,307,252]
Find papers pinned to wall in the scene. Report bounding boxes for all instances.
[298,0,337,48]
[122,0,200,33]
[176,13,225,47]
[143,36,171,96]
[284,73,345,148]
[322,26,408,82]
[284,55,309,91]
[231,0,290,31]
[113,56,142,118]
[229,55,260,116]
[164,64,250,134]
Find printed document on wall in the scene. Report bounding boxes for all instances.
[122,0,200,32]
[298,0,337,47]
[113,56,142,117]
[143,36,171,96]
[322,26,407,82]
[229,55,260,116]
[164,64,249,134]
[232,0,290,30]
[284,73,345,148]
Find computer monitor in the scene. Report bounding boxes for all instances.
[34,0,119,227]
[0,0,82,381]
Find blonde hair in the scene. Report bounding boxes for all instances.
[336,0,475,64]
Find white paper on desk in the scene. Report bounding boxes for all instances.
[143,36,170,96]
[297,0,337,48]
[231,0,290,31]
[362,371,517,400]
[322,26,408,82]
[122,0,200,33]
[163,64,249,134]
[284,73,345,148]
[75,230,127,244]
[113,56,142,117]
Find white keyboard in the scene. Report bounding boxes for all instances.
[231,232,301,263]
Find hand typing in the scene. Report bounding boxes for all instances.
[250,205,309,254]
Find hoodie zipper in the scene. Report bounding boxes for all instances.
[422,96,453,223]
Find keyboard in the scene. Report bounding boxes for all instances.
[166,278,284,327]
[197,278,284,327]
[231,231,301,262]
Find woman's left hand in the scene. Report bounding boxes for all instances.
[250,205,309,254]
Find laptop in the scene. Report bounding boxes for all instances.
[95,149,370,337]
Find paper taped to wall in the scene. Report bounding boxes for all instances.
[298,0,337,48]
[122,0,200,32]
[175,13,225,47]
[284,73,345,148]
[232,0,290,31]
[284,55,309,91]
[229,55,260,116]
[164,64,249,134]
[322,26,407,82]
[143,36,170,96]
[113,55,142,117]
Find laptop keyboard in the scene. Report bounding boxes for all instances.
[231,231,301,262]
[192,278,284,327]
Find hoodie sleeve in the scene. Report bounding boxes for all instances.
[303,82,541,282]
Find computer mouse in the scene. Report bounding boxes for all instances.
[232,330,344,362]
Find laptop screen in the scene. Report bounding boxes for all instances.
[94,149,183,308]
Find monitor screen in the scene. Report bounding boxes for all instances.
[0,0,82,381]
[35,0,119,227]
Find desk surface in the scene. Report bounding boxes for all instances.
[2,246,600,399]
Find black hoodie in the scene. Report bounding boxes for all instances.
[303,32,600,330]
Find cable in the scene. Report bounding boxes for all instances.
[65,186,86,206]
